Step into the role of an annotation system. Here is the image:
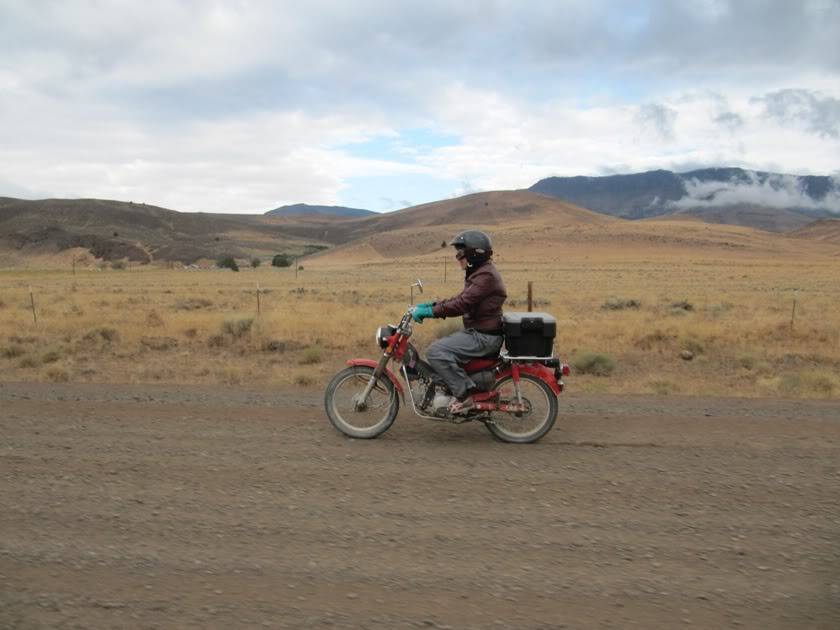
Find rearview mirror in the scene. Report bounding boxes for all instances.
[410,279,423,305]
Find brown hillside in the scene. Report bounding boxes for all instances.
[313,207,840,265]
[788,218,840,243]
[305,191,616,261]
[0,197,332,264]
[659,204,817,232]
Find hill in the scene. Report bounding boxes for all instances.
[3,190,839,268]
[788,218,840,244]
[305,190,616,261]
[308,190,840,265]
[265,203,375,218]
[529,167,838,230]
[0,197,332,265]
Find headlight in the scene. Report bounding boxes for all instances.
[376,325,397,349]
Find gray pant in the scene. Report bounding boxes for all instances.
[426,329,504,399]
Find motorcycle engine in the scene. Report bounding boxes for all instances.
[471,369,496,392]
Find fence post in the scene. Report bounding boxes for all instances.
[790,290,798,332]
[443,256,446,283]
[527,281,533,312]
[29,286,37,325]
[256,282,261,316]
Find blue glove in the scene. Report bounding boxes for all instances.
[411,303,434,323]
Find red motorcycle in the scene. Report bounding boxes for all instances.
[324,280,569,443]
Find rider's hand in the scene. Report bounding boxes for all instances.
[410,303,434,323]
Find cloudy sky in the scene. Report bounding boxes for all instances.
[1,0,838,214]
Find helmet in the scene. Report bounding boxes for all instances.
[449,230,493,266]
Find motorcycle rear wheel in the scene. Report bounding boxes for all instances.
[486,373,557,443]
[324,366,399,439]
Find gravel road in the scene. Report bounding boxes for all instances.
[2,382,839,629]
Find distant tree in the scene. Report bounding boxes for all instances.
[113,231,119,238]
[251,258,261,268]
[217,256,239,272]
[272,254,293,268]
[441,240,447,248]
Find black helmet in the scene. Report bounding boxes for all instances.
[449,230,493,266]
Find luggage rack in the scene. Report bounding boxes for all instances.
[500,351,560,366]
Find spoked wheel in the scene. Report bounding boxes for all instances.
[486,373,558,443]
[324,366,399,438]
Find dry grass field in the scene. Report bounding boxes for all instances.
[1,212,839,399]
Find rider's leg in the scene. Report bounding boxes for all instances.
[426,329,502,400]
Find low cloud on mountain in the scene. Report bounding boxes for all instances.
[671,173,840,214]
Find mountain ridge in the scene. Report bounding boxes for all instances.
[265,203,375,218]
[529,167,838,228]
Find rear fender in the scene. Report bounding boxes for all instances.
[346,359,405,400]
[497,363,561,396]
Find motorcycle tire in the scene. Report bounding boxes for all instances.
[324,366,399,439]
[486,373,558,444]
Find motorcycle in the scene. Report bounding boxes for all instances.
[324,280,570,443]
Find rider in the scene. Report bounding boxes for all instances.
[410,230,507,413]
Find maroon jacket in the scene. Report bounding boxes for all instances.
[432,261,507,332]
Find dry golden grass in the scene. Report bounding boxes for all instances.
[1,218,839,399]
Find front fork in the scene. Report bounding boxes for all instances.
[511,362,524,405]
[354,353,391,411]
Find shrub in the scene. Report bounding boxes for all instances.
[146,310,165,327]
[207,334,228,348]
[251,258,261,268]
[648,379,678,395]
[217,256,239,272]
[81,327,119,345]
[299,346,323,365]
[573,352,616,376]
[111,260,126,270]
[635,330,676,351]
[222,317,254,339]
[216,368,241,385]
[19,355,41,369]
[41,346,63,364]
[1,345,25,359]
[680,337,704,356]
[294,373,316,386]
[141,336,178,351]
[601,297,641,311]
[262,339,287,353]
[272,254,293,268]
[45,367,70,383]
[175,298,213,311]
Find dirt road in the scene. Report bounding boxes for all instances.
[2,382,839,629]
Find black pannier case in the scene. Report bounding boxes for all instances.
[502,312,556,357]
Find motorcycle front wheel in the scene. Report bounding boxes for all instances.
[324,366,399,439]
[486,373,557,443]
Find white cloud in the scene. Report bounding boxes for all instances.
[671,173,840,213]
[1,2,839,212]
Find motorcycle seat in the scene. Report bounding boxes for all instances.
[463,357,500,373]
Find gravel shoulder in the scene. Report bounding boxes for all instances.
[2,382,839,629]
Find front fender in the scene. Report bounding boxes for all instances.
[498,363,562,396]
[346,359,405,400]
